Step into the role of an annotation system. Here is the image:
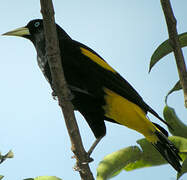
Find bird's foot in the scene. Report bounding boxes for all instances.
[71,153,94,171]
[82,154,94,164]
[73,157,94,172]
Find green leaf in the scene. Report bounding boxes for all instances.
[4,150,14,159]
[24,176,62,180]
[177,158,187,180]
[0,175,4,180]
[125,139,167,171]
[96,146,142,180]
[0,150,14,164]
[169,136,187,155]
[149,32,187,72]
[165,80,182,104]
[35,177,61,180]
[163,105,187,138]
[126,136,187,170]
[97,136,187,180]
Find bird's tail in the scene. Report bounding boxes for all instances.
[152,129,182,172]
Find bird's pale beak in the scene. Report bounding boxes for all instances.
[2,27,30,37]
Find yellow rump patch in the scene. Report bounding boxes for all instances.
[80,47,116,73]
[103,88,158,143]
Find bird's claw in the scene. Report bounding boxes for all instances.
[73,157,94,172]
[82,155,94,164]
[72,153,94,171]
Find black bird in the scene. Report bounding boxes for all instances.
[3,19,182,172]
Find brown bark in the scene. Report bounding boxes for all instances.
[40,1,94,179]
[160,0,187,108]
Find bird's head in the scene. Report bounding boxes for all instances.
[3,19,44,43]
[2,19,71,45]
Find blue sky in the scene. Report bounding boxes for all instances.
[0,0,187,180]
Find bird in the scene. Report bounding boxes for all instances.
[3,19,181,172]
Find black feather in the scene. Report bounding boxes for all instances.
[153,131,182,172]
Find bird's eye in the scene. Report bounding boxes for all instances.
[34,22,40,28]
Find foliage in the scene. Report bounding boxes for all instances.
[149,32,187,72]
[97,32,187,179]
[97,137,187,180]
[0,150,13,164]
[24,176,62,180]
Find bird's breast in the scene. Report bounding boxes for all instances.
[37,55,49,82]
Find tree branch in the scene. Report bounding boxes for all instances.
[160,0,187,108]
[40,1,94,179]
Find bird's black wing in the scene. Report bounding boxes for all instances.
[68,40,148,111]
[60,39,168,126]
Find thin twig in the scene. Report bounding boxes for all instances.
[40,1,94,179]
[160,0,187,108]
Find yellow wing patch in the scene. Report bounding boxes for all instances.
[103,88,158,143]
[80,47,116,73]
